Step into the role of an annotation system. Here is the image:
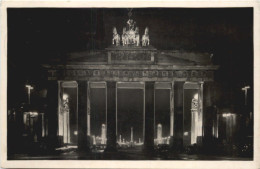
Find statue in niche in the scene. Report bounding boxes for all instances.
[112,27,120,46]
[142,27,150,46]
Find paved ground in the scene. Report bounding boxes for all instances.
[8,148,252,160]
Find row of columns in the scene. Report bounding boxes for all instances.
[47,80,207,152]
[47,81,158,152]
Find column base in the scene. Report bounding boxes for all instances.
[143,145,155,155]
[170,136,174,145]
[170,137,183,152]
[78,135,91,153]
[46,135,61,151]
[104,146,118,153]
[197,136,203,146]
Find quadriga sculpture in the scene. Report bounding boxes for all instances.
[112,19,149,47]
[142,27,150,46]
[112,27,120,46]
[121,26,140,46]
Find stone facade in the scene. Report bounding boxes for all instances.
[42,46,218,151]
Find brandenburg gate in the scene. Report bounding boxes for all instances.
[43,18,218,152]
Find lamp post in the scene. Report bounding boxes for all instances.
[25,84,34,104]
[131,127,133,143]
[242,86,250,106]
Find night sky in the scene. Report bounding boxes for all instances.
[90,88,106,137]
[117,89,144,142]
[7,8,253,135]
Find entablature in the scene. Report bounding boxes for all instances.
[45,64,218,82]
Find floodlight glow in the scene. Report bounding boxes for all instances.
[29,112,38,117]
[223,113,232,117]
[25,84,34,104]
[242,86,250,91]
[25,85,34,90]
[242,85,250,105]
[193,93,198,100]
[63,93,69,100]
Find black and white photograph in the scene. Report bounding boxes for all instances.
[1,1,259,168]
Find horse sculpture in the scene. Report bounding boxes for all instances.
[142,27,150,46]
[122,27,127,46]
[112,27,120,46]
[135,27,140,46]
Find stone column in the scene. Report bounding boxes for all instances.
[77,81,90,152]
[143,82,155,153]
[46,81,59,148]
[105,81,117,152]
[170,82,175,147]
[203,82,216,147]
[197,82,204,145]
[87,82,91,136]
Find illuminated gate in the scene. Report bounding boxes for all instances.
[43,17,218,151]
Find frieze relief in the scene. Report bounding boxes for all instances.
[48,69,214,81]
[111,51,152,61]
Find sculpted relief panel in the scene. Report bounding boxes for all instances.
[111,51,152,61]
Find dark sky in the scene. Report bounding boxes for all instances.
[155,90,170,137]
[117,89,144,142]
[7,8,253,112]
[90,88,106,137]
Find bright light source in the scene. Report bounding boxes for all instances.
[242,86,250,91]
[74,131,78,135]
[222,113,232,117]
[25,84,34,104]
[184,132,188,136]
[242,85,250,105]
[193,93,198,100]
[63,93,69,100]
[25,85,34,90]
[29,112,38,117]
